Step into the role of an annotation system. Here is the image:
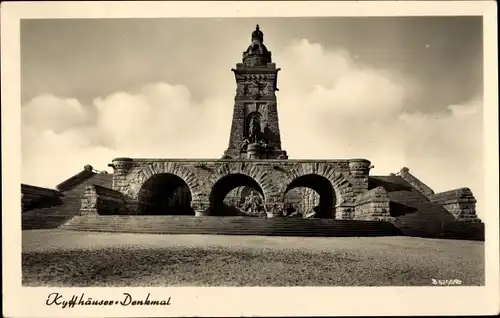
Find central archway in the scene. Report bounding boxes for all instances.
[208,173,265,216]
[284,174,336,218]
[137,173,194,215]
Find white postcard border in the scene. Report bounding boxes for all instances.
[2,1,499,317]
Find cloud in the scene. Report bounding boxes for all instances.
[21,82,233,188]
[277,40,411,168]
[22,95,88,133]
[276,39,483,217]
[21,39,484,218]
[399,98,483,216]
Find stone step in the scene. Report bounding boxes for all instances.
[22,196,82,230]
[58,214,484,241]
[60,216,403,237]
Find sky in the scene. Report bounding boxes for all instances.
[20,17,484,217]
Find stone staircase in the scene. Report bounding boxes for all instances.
[368,176,483,240]
[61,215,403,237]
[22,173,112,230]
[22,201,77,230]
[369,176,456,221]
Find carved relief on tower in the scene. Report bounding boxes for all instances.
[258,103,269,119]
[235,74,275,99]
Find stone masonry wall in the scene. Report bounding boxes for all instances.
[80,185,129,216]
[354,186,394,221]
[110,157,372,219]
[429,188,481,222]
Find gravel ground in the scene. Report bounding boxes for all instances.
[22,230,484,287]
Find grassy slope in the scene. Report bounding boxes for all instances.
[22,230,484,287]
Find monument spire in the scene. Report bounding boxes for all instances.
[252,24,263,42]
[241,24,272,67]
[223,25,287,160]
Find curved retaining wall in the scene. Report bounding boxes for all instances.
[61,215,403,237]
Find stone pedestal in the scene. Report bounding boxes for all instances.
[348,159,372,198]
[109,157,134,192]
[192,201,209,217]
[353,187,394,221]
[79,186,99,215]
[247,143,263,159]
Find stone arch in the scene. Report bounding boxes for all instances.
[208,162,278,202]
[283,174,335,218]
[134,161,202,200]
[208,173,265,216]
[137,173,194,215]
[279,163,356,214]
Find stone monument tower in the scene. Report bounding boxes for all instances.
[223,25,288,160]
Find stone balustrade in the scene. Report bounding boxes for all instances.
[396,167,435,198]
[430,188,481,222]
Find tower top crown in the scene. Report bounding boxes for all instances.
[251,24,264,42]
[242,24,272,67]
